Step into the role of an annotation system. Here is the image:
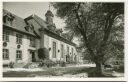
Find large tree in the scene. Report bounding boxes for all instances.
[52,2,124,76]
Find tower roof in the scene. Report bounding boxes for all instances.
[45,10,54,17]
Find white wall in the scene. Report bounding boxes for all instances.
[3,29,77,65]
[3,30,39,65]
[43,34,77,62]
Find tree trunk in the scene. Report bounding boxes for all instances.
[95,62,103,77]
[88,61,104,77]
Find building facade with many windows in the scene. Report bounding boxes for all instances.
[3,9,78,67]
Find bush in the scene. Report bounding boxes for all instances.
[114,65,124,73]
[38,48,49,60]
[9,61,14,68]
[66,61,77,65]
[56,61,66,67]
[39,59,57,68]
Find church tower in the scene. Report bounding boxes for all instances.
[45,4,56,31]
[45,4,55,26]
[45,10,54,26]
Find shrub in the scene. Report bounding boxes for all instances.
[114,65,124,73]
[38,48,49,60]
[39,59,57,68]
[56,61,66,67]
[66,61,77,65]
[9,61,14,68]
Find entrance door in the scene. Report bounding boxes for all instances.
[31,51,36,62]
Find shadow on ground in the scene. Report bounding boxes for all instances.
[3,67,123,77]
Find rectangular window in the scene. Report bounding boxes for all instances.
[7,18,13,26]
[30,36,36,47]
[67,46,69,55]
[72,48,73,55]
[61,44,64,58]
[66,46,70,62]
[16,34,22,44]
[71,48,74,60]
[3,30,9,42]
[3,49,9,60]
[16,50,22,60]
[52,42,56,58]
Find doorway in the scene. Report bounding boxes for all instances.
[30,51,36,62]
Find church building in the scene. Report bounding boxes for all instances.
[3,9,79,67]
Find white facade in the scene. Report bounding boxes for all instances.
[3,29,40,65]
[3,29,77,65]
[43,34,77,62]
[3,9,79,67]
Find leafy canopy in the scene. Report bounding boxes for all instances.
[51,2,124,63]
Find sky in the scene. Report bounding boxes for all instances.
[3,2,81,45]
[3,2,80,45]
[3,2,66,29]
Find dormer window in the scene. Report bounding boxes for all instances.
[25,25,29,32]
[3,13,15,26]
[25,24,34,32]
[3,15,7,23]
[30,24,34,31]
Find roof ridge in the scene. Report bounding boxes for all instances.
[3,9,25,20]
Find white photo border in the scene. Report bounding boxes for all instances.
[0,0,127,81]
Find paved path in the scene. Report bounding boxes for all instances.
[3,64,124,78]
[112,71,124,77]
[35,73,88,78]
[67,64,96,67]
[3,64,95,72]
[3,68,45,72]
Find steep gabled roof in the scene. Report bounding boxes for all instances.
[24,14,48,36]
[25,14,76,46]
[3,9,36,37]
[25,14,47,28]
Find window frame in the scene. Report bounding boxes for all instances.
[67,46,69,55]
[61,44,64,58]
[71,48,74,60]
[52,41,56,58]
[3,49,9,60]
[16,33,22,44]
[3,30,9,42]
[16,50,22,60]
[29,36,36,47]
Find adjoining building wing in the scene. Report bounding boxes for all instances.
[3,9,81,68]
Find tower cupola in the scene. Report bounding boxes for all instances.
[45,4,56,31]
[45,4,54,26]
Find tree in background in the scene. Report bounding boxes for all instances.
[52,2,124,76]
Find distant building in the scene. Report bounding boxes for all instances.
[3,9,80,67]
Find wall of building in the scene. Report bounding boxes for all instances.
[43,34,77,62]
[3,29,39,65]
[25,15,78,63]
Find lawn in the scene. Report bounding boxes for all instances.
[3,66,93,77]
[3,66,123,77]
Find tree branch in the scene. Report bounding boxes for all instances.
[74,3,97,61]
[97,8,124,58]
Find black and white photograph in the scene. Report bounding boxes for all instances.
[1,1,125,80]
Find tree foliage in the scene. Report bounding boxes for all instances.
[51,2,124,76]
